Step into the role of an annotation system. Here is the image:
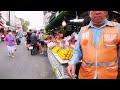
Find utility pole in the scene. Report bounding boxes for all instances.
[0,11,1,19]
[9,11,10,26]
[8,11,10,30]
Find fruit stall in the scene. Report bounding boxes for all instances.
[46,32,77,79]
[47,47,74,79]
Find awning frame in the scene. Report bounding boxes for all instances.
[45,11,68,31]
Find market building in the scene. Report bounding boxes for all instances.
[0,11,18,33]
[9,11,16,31]
[0,11,9,33]
[15,16,23,33]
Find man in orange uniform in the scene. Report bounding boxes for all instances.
[67,11,120,79]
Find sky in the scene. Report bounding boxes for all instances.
[15,11,44,30]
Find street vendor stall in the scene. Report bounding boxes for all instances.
[47,48,70,79]
[46,32,79,79]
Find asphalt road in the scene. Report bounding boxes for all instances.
[0,37,56,79]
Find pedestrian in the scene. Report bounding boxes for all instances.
[38,31,45,50]
[26,29,32,50]
[4,30,16,57]
[15,32,21,45]
[38,31,44,41]
[66,11,120,79]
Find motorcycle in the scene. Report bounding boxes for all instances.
[29,44,39,55]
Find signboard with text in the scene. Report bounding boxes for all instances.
[9,26,16,31]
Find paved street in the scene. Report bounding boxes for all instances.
[0,38,56,79]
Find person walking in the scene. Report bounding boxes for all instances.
[4,30,16,58]
[66,11,120,79]
[15,32,21,45]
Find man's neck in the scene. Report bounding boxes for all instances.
[92,19,106,28]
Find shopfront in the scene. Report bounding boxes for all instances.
[0,22,5,34]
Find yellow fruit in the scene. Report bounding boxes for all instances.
[62,54,66,58]
[60,56,62,59]
[69,54,72,57]
[65,57,69,60]
[68,52,71,55]
[52,46,62,54]
[61,57,65,60]
[63,54,66,57]
[60,54,62,58]
[61,50,64,53]
[67,55,69,57]
[67,56,70,59]
[69,56,72,59]
[69,55,72,59]
[56,48,74,60]
[58,53,61,56]
[60,54,62,56]
[64,51,68,55]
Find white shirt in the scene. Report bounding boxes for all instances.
[39,33,44,41]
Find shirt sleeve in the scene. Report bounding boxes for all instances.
[68,32,82,66]
[118,24,120,70]
[118,44,120,69]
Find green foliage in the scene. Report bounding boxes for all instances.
[20,18,30,32]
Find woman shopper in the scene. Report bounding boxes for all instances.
[4,30,16,58]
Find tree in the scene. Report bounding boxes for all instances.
[20,18,30,32]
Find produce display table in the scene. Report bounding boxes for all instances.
[47,48,70,79]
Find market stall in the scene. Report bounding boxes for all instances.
[47,48,70,79]
[46,32,78,79]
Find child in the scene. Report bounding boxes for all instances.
[4,30,16,57]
